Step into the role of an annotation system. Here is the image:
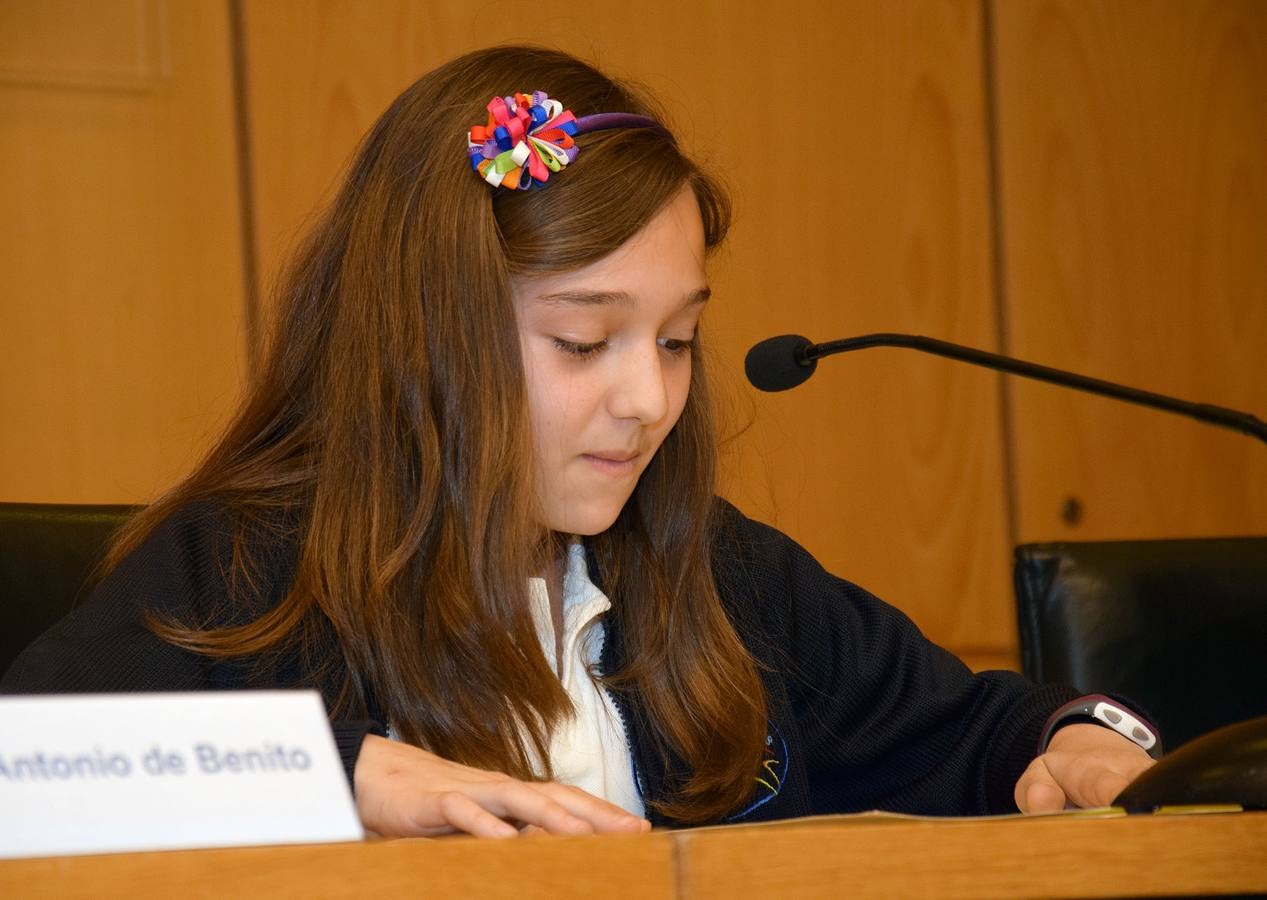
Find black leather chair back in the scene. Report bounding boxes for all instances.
[0,502,138,676]
[1015,537,1267,750]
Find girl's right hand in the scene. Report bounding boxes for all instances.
[352,734,651,838]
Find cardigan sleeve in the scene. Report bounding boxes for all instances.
[712,500,1079,815]
[0,504,381,790]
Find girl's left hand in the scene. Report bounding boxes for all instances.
[1014,723,1155,812]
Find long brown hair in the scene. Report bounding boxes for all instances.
[110,45,767,823]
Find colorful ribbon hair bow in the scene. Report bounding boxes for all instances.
[467,92,578,191]
[467,92,671,191]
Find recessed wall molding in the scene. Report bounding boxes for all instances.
[0,0,168,93]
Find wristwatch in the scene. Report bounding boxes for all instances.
[1038,694,1163,759]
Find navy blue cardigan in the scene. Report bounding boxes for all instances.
[1,500,1076,826]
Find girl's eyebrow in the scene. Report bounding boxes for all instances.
[535,287,711,308]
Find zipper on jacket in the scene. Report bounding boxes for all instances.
[596,616,654,818]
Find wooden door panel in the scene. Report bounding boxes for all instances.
[0,0,246,503]
[992,0,1267,542]
[241,0,1013,661]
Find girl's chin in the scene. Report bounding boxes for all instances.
[544,515,619,537]
[540,499,630,537]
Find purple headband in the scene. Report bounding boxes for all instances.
[573,112,673,140]
[467,92,672,191]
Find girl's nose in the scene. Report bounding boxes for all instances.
[607,345,670,424]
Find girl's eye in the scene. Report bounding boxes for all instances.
[658,336,696,355]
[553,337,607,358]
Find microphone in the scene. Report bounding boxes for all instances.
[744,334,818,391]
[744,332,1267,446]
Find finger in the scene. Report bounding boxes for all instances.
[534,783,649,833]
[1071,764,1134,809]
[478,781,595,836]
[427,791,519,839]
[1025,778,1067,813]
[1015,757,1067,813]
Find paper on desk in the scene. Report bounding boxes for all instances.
[685,803,1242,834]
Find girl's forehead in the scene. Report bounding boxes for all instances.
[511,188,708,309]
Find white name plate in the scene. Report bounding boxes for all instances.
[0,691,364,859]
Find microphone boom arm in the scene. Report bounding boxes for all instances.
[804,333,1267,446]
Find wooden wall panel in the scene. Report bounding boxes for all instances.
[240,1,1014,666]
[6,1,1262,668]
[0,0,247,503]
[992,0,1267,543]
[0,0,164,91]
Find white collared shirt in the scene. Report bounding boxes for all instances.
[525,541,643,816]
[389,543,643,816]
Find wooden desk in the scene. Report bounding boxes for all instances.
[4,811,1265,898]
[677,811,1267,898]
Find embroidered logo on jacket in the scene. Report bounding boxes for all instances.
[728,721,788,820]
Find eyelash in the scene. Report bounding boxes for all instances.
[553,338,607,358]
[552,337,695,358]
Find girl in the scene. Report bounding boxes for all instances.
[2,45,1153,837]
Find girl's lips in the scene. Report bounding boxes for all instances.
[582,452,639,474]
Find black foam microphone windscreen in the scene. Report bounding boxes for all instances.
[744,334,817,392]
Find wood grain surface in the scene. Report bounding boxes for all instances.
[676,811,1267,898]
[991,0,1267,543]
[0,0,247,503]
[5,1,1265,665]
[1,830,675,899]
[2,811,1263,898]
[240,0,1016,663]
